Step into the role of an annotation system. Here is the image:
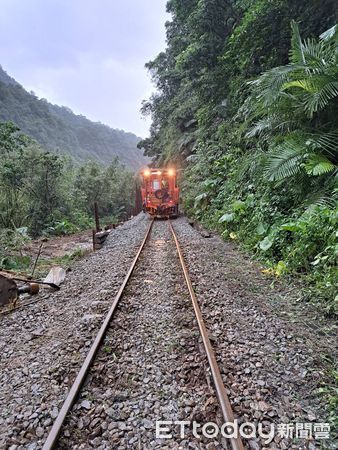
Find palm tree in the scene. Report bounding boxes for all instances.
[244,21,338,203]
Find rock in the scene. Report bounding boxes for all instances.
[31,329,44,337]
[81,314,102,323]
[50,407,59,419]
[143,419,153,429]
[118,422,127,431]
[258,401,270,412]
[248,440,260,450]
[35,427,44,438]
[307,411,316,421]
[27,444,37,450]
[206,443,217,450]
[201,230,211,238]
[80,400,91,410]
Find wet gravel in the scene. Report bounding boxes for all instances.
[0,215,150,449]
[172,217,336,450]
[59,220,224,449]
[0,214,335,450]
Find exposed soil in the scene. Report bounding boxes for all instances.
[22,230,93,261]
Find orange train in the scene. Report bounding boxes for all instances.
[140,168,179,218]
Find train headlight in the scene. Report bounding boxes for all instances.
[168,168,175,176]
[144,169,151,177]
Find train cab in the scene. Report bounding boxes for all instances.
[141,168,179,218]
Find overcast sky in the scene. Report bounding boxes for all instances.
[0,0,169,137]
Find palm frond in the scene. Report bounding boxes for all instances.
[246,115,298,138]
[290,21,306,65]
[245,116,275,138]
[248,64,304,107]
[303,183,338,209]
[320,24,338,42]
[302,80,338,116]
[304,154,336,176]
[306,131,338,158]
[301,38,337,71]
[264,141,306,181]
[246,21,338,191]
[291,22,337,69]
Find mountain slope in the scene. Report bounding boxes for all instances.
[0,66,147,170]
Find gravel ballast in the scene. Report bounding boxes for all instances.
[0,214,335,449]
[171,217,336,450]
[59,220,223,449]
[0,215,150,449]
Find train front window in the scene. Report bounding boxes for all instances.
[152,179,161,190]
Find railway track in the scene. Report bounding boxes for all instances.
[42,219,244,450]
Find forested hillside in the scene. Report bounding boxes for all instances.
[141,0,338,313]
[0,66,147,170]
[0,120,136,270]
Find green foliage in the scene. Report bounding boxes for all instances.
[141,0,338,431]
[0,121,136,242]
[0,254,31,271]
[0,228,31,270]
[0,66,147,170]
[48,248,89,266]
[242,22,338,209]
[46,220,80,237]
[143,2,338,316]
[186,145,337,312]
[0,227,31,271]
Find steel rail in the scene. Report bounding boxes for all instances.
[43,219,154,450]
[169,221,244,450]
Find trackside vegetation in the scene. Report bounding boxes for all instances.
[140,0,338,316]
[0,121,135,269]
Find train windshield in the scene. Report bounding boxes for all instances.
[152,179,161,190]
